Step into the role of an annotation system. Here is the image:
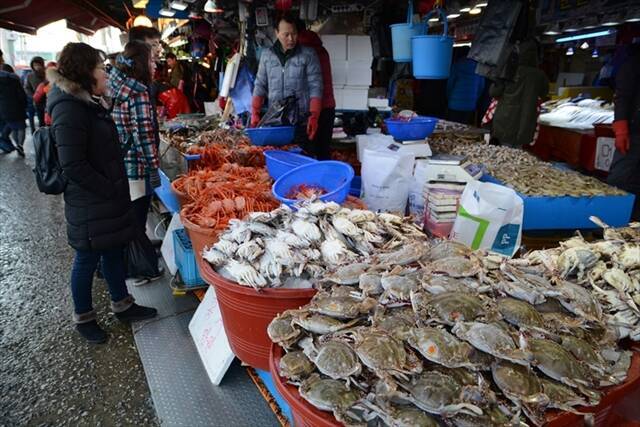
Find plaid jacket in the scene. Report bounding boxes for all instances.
[108,67,159,180]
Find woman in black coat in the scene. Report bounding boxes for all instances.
[47,42,157,344]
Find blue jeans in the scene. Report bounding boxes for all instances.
[71,247,130,315]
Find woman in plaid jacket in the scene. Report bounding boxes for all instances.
[108,41,162,283]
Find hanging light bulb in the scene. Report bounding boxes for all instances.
[592,48,599,58]
[204,0,223,13]
[566,46,575,56]
[133,14,153,27]
[580,41,590,50]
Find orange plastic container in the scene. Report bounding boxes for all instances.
[200,261,316,371]
[180,208,219,258]
[170,178,192,207]
[270,344,341,427]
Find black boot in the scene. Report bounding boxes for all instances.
[76,320,108,344]
[116,303,158,323]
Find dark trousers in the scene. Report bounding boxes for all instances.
[129,193,160,277]
[35,105,45,128]
[608,134,640,221]
[447,108,475,125]
[71,248,129,314]
[313,108,335,160]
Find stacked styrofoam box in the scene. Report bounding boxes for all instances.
[322,34,373,110]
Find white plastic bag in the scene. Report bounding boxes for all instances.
[408,159,429,221]
[361,148,414,213]
[450,181,524,257]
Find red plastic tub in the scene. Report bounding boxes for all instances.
[180,209,219,258]
[170,178,192,207]
[200,261,316,371]
[270,344,341,427]
[271,342,640,427]
[546,351,640,427]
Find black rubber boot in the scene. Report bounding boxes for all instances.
[116,303,158,323]
[76,320,108,344]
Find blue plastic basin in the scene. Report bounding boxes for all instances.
[384,116,438,141]
[245,126,295,146]
[263,150,317,180]
[273,161,355,206]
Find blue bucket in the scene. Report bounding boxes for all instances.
[272,161,355,207]
[245,126,295,146]
[412,8,454,79]
[263,150,317,180]
[385,116,438,141]
[390,1,426,63]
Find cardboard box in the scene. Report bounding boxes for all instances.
[347,35,373,61]
[321,35,347,61]
[342,86,369,110]
[346,61,372,86]
[331,60,347,86]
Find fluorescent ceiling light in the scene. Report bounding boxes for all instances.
[447,13,461,19]
[159,7,176,17]
[469,7,481,15]
[592,48,599,58]
[580,41,589,49]
[602,14,620,26]
[170,0,188,11]
[133,0,148,8]
[544,28,560,35]
[564,22,580,32]
[428,17,439,22]
[169,39,188,48]
[556,29,613,43]
[460,7,471,12]
[475,2,488,6]
[204,0,223,13]
[453,42,472,47]
[566,47,574,56]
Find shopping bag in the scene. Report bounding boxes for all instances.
[125,233,159,278]
[450,180,523,257]
[258,95,299,127]
[361,148,415,214]
[158,88,191,119]
[408,159,429,222]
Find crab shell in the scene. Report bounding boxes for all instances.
[352,328,411,374]
[425,255,482,278]
[267,314,301,346]
[299,374,361,412]
[314,340,362,380]
[526,338,595,390]
[407,327,478,370]
[497,298,545,330]
[406,371,483,417]
[279,351,315,381]
[324,263,370,285]
[413,292,494,326]
[452,322,531,366]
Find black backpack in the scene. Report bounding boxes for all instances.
[32,126,67,195]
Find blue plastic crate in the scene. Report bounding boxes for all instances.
[481,174,635,230]
[173,228,205,287]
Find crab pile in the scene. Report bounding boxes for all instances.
[512,217,640,342]
[269,237,635,426]
[203,202,426,289]
[428,137,625,197]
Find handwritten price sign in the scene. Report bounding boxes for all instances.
[189,287,235,385]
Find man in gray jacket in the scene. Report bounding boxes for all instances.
[251,12,323,142]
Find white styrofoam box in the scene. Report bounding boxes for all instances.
[333,85,344,110]
[346,61,372,86]
[342,86,369,110]
[321,35,347,61]
[347,35,373,61]
[368,98,389,108]
[331,60,347,86]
